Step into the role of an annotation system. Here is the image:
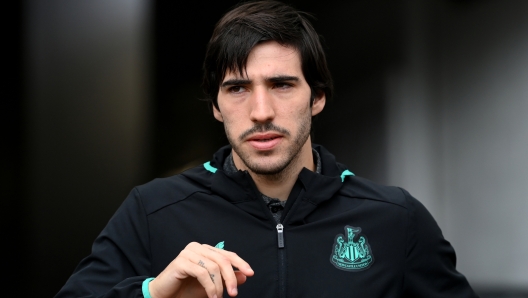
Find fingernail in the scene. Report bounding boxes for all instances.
[213,295,217,298]
[232,287,238,295]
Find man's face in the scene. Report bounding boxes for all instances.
[213,41,325,176]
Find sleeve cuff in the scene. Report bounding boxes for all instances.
[142,277,155,298]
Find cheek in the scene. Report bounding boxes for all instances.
[222,108,241,123]
[286,101,311,119]
[220,109,246,133]
[278,105,310,134]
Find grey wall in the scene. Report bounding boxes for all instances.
[24,0,151,294]
[387,0,528,290]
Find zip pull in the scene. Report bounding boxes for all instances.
[276,224,284,248]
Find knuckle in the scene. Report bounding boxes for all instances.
[178,249,193,260]
[175,252,188,262]
[216,256,231,266]
[196,266,210,278]
[208,262,220,272]
[186,241,200,249]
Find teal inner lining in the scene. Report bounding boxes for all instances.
[204,161,353,182]
[340,169,355,182]
[203,161,217,173]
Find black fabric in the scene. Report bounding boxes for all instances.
[222,149,321,224]
[55,144,478,298]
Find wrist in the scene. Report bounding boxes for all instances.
[142,277,155,298]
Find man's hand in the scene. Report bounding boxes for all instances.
[148,242,254,298]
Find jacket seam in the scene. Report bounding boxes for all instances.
[301,197,318,206]
[339,194,410,211]
[144,190,214,215]
[134,187,153,276]
[399,186,412,295]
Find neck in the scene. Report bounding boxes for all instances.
[233,139,314,201]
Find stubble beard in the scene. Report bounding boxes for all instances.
[225,113,312,179]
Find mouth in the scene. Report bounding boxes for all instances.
[247,133,282,150]
[252,136,279,142]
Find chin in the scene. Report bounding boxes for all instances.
[250,166,285,176]
[244,157,292,176]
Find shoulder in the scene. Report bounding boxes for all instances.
[341,175,441,237]
[133,164,214,215]
[340,174,418,211]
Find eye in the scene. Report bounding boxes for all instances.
[228,86,247,94]
[274,82,293,90]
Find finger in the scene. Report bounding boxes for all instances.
[234,271,248,285]
[180,256,222,298]
[180,249,224,297]
[211,271,248,298]
[198,247,238,296]
[197,257,224,297]
[225,251,254,277]
[204,245,254,276]
[201,246,254,296]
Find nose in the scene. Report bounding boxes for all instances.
[249,88,275,123]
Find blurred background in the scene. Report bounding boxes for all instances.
[3,0,527,296]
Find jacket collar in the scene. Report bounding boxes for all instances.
[206,144,351,225]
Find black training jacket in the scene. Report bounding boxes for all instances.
[56,144,478,297]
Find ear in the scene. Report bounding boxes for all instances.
[213,104,224,122]
[311,91,326,116]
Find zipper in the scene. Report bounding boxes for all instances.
[244,172,290,297]
[276,224,284,248]
[276,223,286,298]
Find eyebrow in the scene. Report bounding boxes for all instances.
[221,79,251,88]
[267,75,299,83]
[221,75,299,88]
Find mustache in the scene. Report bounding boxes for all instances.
[238,123,290,141]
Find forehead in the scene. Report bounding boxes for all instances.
[222,41,303,81]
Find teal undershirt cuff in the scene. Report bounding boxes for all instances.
[142,277,155,298]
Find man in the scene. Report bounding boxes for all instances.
[56,1,478,297]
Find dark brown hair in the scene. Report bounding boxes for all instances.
[202,0,333,109]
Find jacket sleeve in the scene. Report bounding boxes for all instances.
[400,188,479,298]
[55,188,152,298]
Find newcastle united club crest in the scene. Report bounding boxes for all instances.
[330,226,374,271]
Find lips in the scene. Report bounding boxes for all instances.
[247,133,282,150]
